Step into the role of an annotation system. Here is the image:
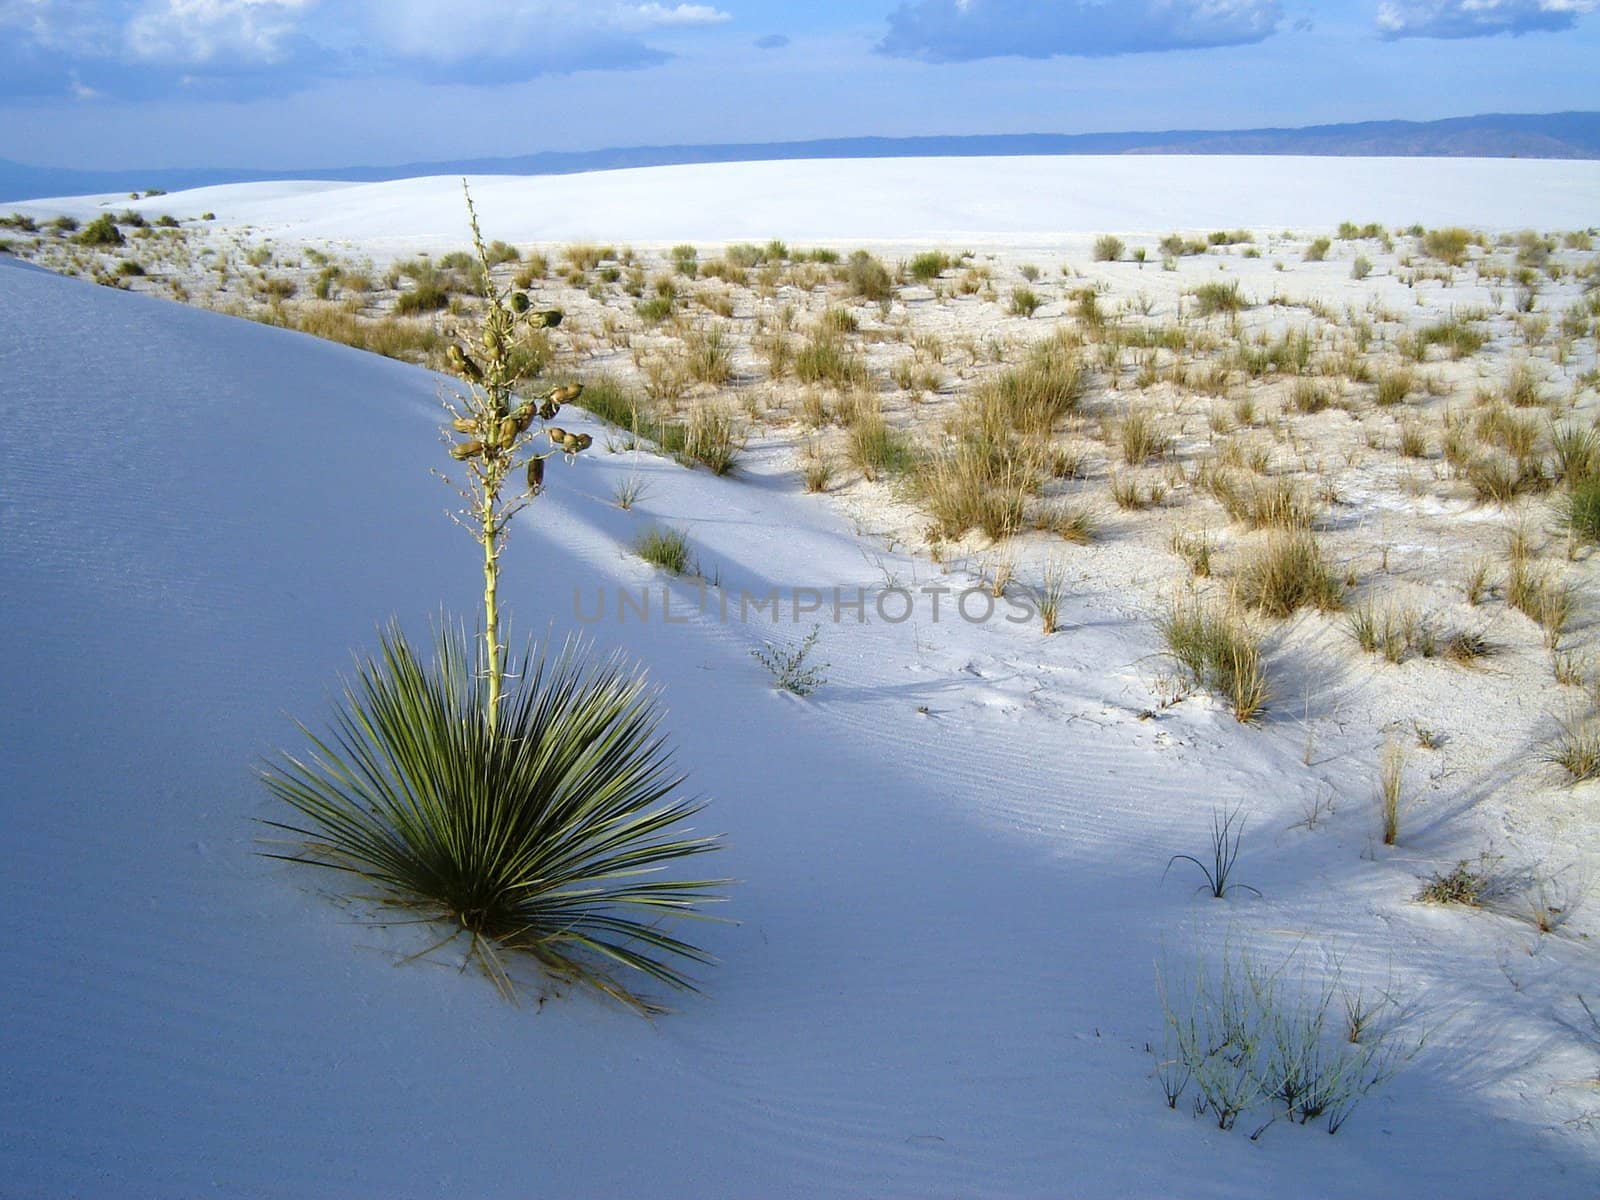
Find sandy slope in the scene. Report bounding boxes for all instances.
[13,155,1600,250]
[2,233,1598,1197]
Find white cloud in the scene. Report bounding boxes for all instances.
[126,0,315,65]
[878,0,1284,61]
[1377,0,1597,39]
[0,0,732,95]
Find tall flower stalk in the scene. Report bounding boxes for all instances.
[441,182,589,730]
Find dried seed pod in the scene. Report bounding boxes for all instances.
[451,417,477,434]
[539,400,558,420]
[532,308,563,329]
[482,327,504,355]
[448,344,482,382]
[498,417,518,445]
[526,455,545,492]
[561,433,581,453]
[550,382,584,405]
[574,433,593,451]
[449,440,484,461]
[512,405,536,433]
[545,427,568,444]
[509,290,530,313]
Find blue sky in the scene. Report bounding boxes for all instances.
[1,1,1596,168]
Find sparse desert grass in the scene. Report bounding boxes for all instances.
[635,526,693,574]
[1191,280,1248,316]
[1238,530,1342,617]
[909,250,953,282]
[1158,596,1269,722]
[1037,560,1068,634]
[1507,559,1572,648]
[1544,714,1600,782]
[1377,740,1407,845]
[1034,500,1098,544]
[1156,945,1415,1136]
[801,440,835,493]
[844,250,893,302]
[1415,317,1487,360]
[1118,406,1172,465]
[1009,286,1043,317]
[1170,528,1214,576]
[794,325,868,389]
[1093,235,1125,262]
[1208,473,1317,530]
[683,323,734,385]
[683,403,741,475]
[846,401,915,481]
[1416,854,1501,906]
[1374,367,1415,407]
[1305,237,1331,263]
[914,441,1033,542]
[1567,476,1600,543]
[1422,227,1473,267]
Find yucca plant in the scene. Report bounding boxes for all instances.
[263,184,724,1011]
[262,627,722,1010]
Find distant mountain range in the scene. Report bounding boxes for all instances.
[4,111,1598,203]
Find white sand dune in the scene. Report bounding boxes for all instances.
[14,154,1600,250]
[3,154,1600,1196]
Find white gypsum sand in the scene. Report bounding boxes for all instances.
[1,157,1598,1197]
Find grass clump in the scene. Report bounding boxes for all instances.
[794,325,868,389]
[1093,235,1125,262]
[1157,946,1414,1136]
[1158,597,1269,722]
[1566,476,1600,543]
[1191,280,1248,316]
[908,250,952,282]
[1416,855,1500,906]
[1377,741,1406,845]
[1415,317,1487,360]
[1208,473,1317,530]
[845,403,915,481]
[1009,285,1043,317]
[914,441,1033,542]
[1544,715,1600,782]
[683,404,741,475]
[844,250,893,302]
[636,526,693,575]
[76,214,124,247]
[1422,227,1473,266]
[1238,531,1342,617]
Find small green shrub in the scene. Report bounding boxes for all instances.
[752,625,829,696]
[909,250,952,282]
[1305,237,1331,262]
[394,282,449,314]
[844,250,893,302]
[1093,235,1125,262]
[76,215,124,247]
[1009,286,1042,317]
[1422,227,1473,266]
